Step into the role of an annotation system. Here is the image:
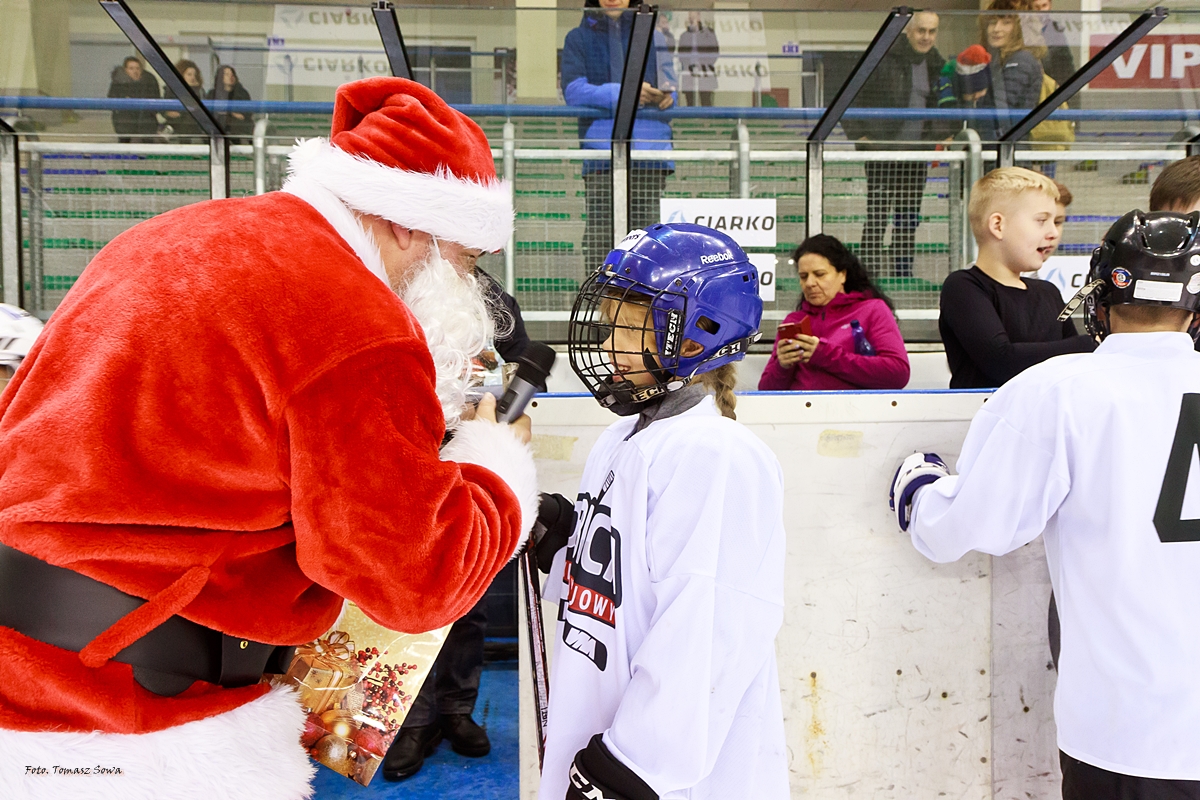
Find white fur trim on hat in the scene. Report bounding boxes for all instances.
[0,684,315,800]
[441,418,539,560]
[286,138,513,253]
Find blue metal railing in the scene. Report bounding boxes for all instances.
[2,96,1200,124]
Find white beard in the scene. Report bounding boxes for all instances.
[400,246,496,431]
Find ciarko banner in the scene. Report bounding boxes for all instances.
[659,198,779,300]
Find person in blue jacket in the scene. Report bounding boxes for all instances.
[562,0,677,273]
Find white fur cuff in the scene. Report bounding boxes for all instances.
[0,685,315,800]
[442,419,539,559]
[286,138,513,253]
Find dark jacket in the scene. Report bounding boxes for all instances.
[166,82,207,141]
[560,10,675,174]
[842,38,949,148]
[476,268,529,363]
[678,25,719,93]
[107,67,161,137]
[975,48,1044,140]
[206,81,254,141]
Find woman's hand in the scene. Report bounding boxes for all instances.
[776,338,804,368]
[794,334,820,363]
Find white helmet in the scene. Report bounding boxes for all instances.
[0,304,43,372]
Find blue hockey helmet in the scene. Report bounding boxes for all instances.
[568,223,763,416]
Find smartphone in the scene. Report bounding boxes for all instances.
[776,317,812,341]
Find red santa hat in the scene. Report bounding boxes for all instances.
[286,77,512,253]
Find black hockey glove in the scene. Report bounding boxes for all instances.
[566,734,658,800]
[534,492,575,574]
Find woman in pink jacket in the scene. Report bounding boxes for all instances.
[759,235,910,391]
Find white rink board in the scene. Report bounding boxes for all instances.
[520,391,1059,799]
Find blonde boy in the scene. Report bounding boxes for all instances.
[939,167,1094,388]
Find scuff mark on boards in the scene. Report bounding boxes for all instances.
[531,434,577,461]
[806,670,827,777]
[816,429,863,458]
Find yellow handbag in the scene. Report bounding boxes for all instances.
[1030,73,1075,151]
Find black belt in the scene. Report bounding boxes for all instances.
[0,542,295,696]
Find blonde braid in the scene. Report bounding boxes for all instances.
[698,364,739,420]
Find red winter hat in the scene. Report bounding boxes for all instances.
[287,77,512,252]
[955,45,992,95]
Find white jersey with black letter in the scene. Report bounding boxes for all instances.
[910,332,1200,780]
[538,396,789,800]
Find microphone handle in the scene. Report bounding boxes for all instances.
[495,377,541,423]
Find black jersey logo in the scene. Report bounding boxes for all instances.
[1154,393,1200,543]
[559,470,623,671]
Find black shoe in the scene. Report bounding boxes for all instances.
[381,724,442,781]
[441,713,491,758]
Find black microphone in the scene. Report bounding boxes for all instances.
[495,341,557,423]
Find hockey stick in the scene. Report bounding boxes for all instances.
[520,544,550,769]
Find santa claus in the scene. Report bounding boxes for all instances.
[0,77,537,799]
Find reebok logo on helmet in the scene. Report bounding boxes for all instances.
[700,252,733,265]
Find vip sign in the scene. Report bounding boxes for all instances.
[658,198,777,248]
[1088,35,1200,89]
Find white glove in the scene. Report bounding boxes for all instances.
[889,452,949,531]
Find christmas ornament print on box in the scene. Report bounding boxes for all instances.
[272,604,450,786]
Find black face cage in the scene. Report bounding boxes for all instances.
[568,274,690,415]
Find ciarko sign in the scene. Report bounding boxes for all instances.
[659,198,779,301]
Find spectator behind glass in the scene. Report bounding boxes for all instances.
[1024,0,1076,93]
[976,0,1044,141]
[164,60,206,143]
[1043,180,1072,261]
[1149,156,1200,352]
[936,44,993,114]
[842,11,949,279]
[678,11,719,107]
[207,65,254,144]
[562,0,676,273]
[940,167,1094,389]
[1150,155,1200,215]
[758,235,910,391]
[107,56,161,143]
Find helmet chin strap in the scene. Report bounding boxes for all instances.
[638,348,691,402]
[1058,279,1106,323]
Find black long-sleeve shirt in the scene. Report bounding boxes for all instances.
[939,266,1096,389]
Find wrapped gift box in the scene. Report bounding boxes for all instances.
[272,603,450,786]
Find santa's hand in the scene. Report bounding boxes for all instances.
[474,392,532,444]
[889,452,949,532]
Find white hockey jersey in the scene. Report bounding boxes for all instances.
[911,332,1200,780]
[539,396,789,800]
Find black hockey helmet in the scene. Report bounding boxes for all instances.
[1058,209,1200,339]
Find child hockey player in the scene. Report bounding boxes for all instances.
[891,210,1200,799]
[535,223,789,800]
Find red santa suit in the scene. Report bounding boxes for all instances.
[0,78,537,800]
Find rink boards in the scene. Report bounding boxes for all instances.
[519,390,1059,800]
